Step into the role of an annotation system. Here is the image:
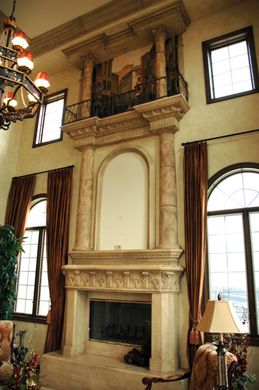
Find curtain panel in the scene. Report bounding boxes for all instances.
[45,166,73,353]
[184,141,208,368]
[4,175,36,238]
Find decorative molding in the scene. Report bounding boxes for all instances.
[68,248,183,264]
[128,3,190,33]
[63,248,184,292]
[62,95,189,148]
[63,268,183,292]
[61,1,190,66]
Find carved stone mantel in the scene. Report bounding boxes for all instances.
[63,248,184,293]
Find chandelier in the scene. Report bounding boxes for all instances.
[0,0,50,131]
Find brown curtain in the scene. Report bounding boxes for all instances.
[184,142,208,368]
[4,175,36,238]
[45,166,73,353]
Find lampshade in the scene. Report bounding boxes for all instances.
[12,31,29,51]
[3,92,17,108]
[197,299,244,334]
[34,72,50,93]
[17,51,34,73]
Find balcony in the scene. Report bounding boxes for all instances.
[64,71,188,125]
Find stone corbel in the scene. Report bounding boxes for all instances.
[134,95,189,133]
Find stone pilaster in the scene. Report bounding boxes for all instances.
[149,292,179,372]
[74,147,95,250]
[80,53,95,118]
[153,25,167,98]
[159,131,178,249]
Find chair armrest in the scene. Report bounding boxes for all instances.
[142,371,191,390]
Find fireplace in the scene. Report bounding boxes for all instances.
[89,300,151,345]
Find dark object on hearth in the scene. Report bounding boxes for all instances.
[124,341,151,367]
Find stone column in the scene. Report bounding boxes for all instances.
[153,25,167,98]
[80,53,95,118]
[159,130,178,248]
[74,147,95,250]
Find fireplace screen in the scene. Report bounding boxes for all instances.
[89,300,151,345]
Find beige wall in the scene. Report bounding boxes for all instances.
[0,121,22,224]
[0,0,258,384]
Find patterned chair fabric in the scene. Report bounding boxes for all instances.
[189,343,237,390]
[0,321,13,384]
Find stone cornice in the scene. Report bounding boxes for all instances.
[62,1,190,65]
[62,95,189,149]
[68,248,183,264]
[30,1,190,58]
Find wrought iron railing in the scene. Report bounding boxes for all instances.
[64,72,188,125]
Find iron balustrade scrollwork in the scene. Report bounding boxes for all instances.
[64,72,188,125]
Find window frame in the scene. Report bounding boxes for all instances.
[202,26,259,104]
[13,194,49,324]
[206,163,259,346]
[33,89,67,148]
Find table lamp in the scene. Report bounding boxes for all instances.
[197,294,244,390]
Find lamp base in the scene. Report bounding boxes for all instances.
[213,340,229,390]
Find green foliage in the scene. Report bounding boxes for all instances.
[0,225,23,320]
[224,333,256,389]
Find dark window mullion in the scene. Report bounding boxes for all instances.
[14,252,22,312]
[32,227,45,317]
[243,210,258,336]
[38,104,47,143]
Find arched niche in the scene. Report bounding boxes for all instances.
[95,147,152,250]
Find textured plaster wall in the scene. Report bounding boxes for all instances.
[176,0,259,380]
[0,122,22,224]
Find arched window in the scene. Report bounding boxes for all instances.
[15,196,50,320]
[207,165,259,340]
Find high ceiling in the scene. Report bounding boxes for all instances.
[0,0,243,75]
[0,0,243,39]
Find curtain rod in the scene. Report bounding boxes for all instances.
[13,165,74,179]
[181,128,259,146]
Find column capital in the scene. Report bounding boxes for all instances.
[81,52,96,67]
[152,25,168,42]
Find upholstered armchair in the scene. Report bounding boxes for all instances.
[142,343,237,390]
[0,321,14,384]
[189,343,237,390]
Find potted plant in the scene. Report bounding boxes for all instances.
[0,225,23,320]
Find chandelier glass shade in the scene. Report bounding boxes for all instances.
[0,0,50,130]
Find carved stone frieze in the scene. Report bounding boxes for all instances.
[63,268,183,292]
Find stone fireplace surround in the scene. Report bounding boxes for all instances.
[40,95,189,390]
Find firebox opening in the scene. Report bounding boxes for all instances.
[89,300,151,345]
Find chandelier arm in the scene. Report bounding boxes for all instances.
[12,84,21,99]
[10,0,17,21]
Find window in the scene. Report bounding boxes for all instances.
[33,89,67,147]
[207,165,259,342]
[202,26,259,103]
[15,196,50,321]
